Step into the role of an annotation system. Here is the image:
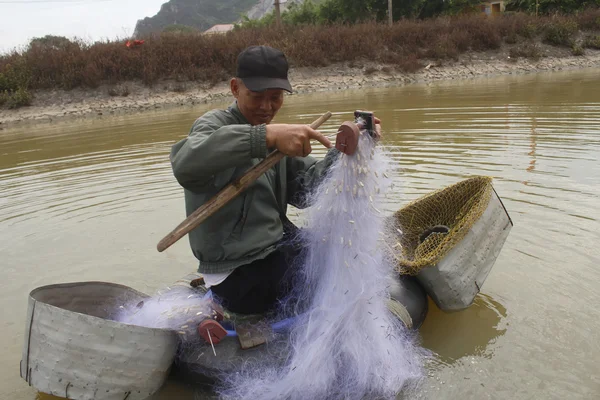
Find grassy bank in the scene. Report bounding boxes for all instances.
[1,10,600,109]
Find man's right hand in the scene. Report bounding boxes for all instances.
[265,124,332,158]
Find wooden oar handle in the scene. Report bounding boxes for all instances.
[157,111,333,252]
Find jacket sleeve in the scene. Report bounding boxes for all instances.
[170,113,268,191]
[286,148,340,209]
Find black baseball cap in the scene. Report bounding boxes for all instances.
[236,45,293,93]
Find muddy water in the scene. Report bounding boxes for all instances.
[2,68,599,400]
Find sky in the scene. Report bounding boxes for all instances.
[0,0,168,53]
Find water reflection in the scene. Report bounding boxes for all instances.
[419,294,507,366]
[527,117,538,173]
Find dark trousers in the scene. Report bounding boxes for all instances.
[210,242,303,315]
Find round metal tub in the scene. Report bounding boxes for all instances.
[20,282,178,400]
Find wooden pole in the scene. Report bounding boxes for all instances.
[157,112,333,252]
[388,0,393,26]
[274,0,282,27]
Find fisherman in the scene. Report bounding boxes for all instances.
[169,45,380,315]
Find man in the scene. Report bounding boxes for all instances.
[169,45,339,315]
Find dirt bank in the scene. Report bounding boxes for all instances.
[1,47,599,129]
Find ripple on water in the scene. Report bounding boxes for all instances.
[1,70,600,400]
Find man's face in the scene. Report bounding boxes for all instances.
[231,78,284,126]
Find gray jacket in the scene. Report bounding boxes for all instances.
[170,101,338,273]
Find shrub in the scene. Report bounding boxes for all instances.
[396,54,423,73]
[571,44,585,56]
[576,8,600,30]
[519,23,540,39]
[1,12,598,94]
[0,61,31,92]
[4,87,33,109]
[505,33,519,44]
[583,35,600,49]
[543,19,578,47]
[163,24,199,34]
[108,84,130,97]
[171,83,187,93]
[426,36,460,59]
[509,42,542,59]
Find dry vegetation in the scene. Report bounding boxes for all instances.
[1,9,600,109]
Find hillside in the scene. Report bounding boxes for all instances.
[133,0,258,36]
[133,0,314,36]
[246,0,305,20]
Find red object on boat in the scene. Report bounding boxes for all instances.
[198,320,228,345]
[335,121,360,155]
[126,40,145,48]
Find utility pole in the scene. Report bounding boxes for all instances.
[388,0,393,26]
[274,0,282,27]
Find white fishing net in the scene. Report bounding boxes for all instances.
[216,127,429,399]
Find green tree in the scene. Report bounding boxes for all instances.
[318,0,381,23]
[317,0,456,23]
[443,0,483,15]
[315,0,420,23]
[283,0,320,25]
[237,0,496,28]
[419,0,446,19]
[391,0,429,19]
[234,13,275,29]
[29,35,74,50]
[506,0,600,14]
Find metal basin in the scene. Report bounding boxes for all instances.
[21,282,178,400]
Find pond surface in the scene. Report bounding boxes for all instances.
[2,68,599,400]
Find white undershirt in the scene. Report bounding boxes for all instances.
[202,270,233,288]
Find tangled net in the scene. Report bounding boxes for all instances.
[216,126,428,400]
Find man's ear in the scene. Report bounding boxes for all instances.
[230,78,240,99]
